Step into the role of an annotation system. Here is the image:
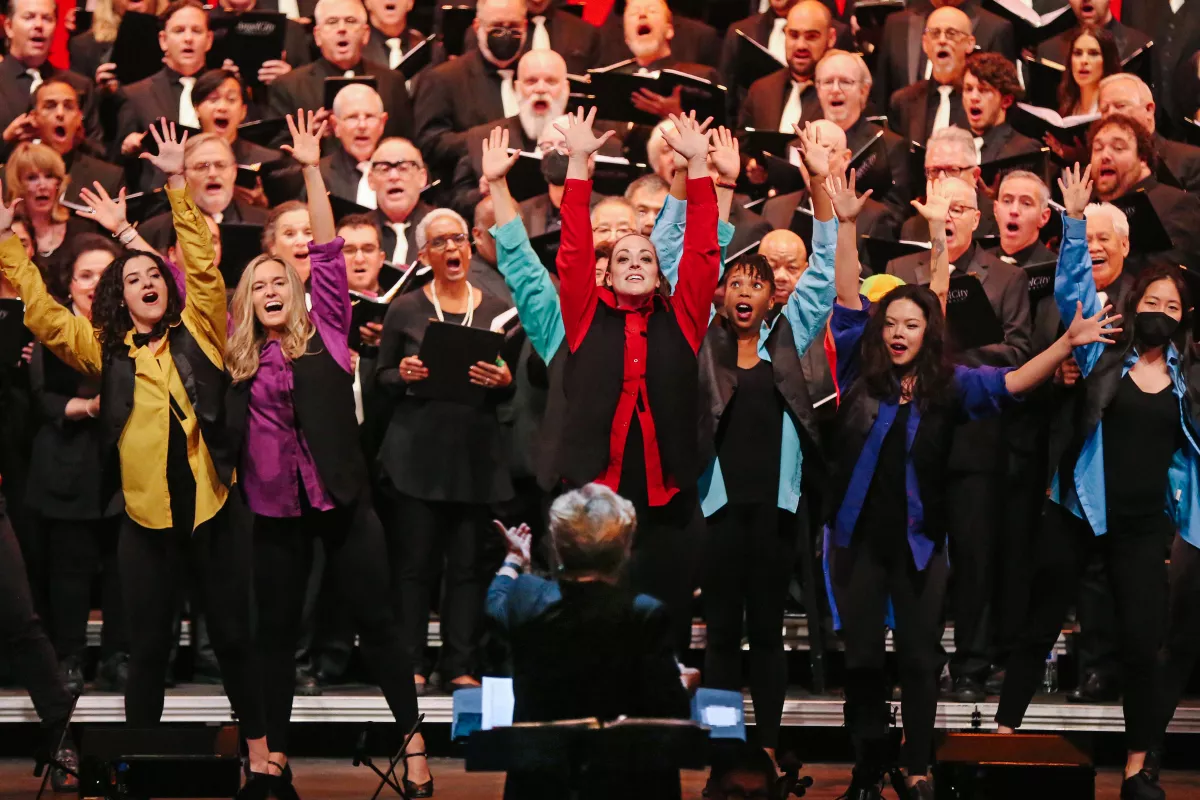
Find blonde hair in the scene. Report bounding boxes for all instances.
[548,483,638,579]
[5,142,69,224]
[226,254,316,382]
[92,0,169,43]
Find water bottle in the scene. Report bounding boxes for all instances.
[1042,651,1059,694]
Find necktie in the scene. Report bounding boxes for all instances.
[779,80,805,133]
[498,69,519,118]
[26,68,41,95]
[276,0,299,19]
[212,211,224,225]
[391,221,409,265]
[974,135,984,163]
[924,59,933,81]
[767,17,787,63]
[932,84,953,133]
[758,0,769,12]
[386,37,403,70]
[178,76,199,128]
[356,163,377,209]
[531,15,551,51]
[1000,254,1017,265]
[1171,0,1185,12]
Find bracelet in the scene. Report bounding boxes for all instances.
[112,223,132,240]
[85,403,98,419]
[502,554,525,572]
[118,227,138,246]
[715,180,737,190]
[298,160,320,169]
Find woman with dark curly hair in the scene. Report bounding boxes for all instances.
[0,120,269,777]
[824,171,1119,800]
[1057,26,1120,118]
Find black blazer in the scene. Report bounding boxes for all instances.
[990,239,1057,271]
[1128,0,1200,132]
[320,145,367,205]
[737,69,823,132]
[519,192,561,238]
[0,57,100,157]
[846,115,914,211]
[461,6,602,75]
[870,2,1015,113]
[888,80,970,147]
[1107,175,1200,272]
[597,14,721,69]
[412,50,509,178]
[113,68,190,155]
[376,201,434,264]
[979,121,1042,166]
[1156,134,1200,194]
[362,26,428,71]
[451,115,535,219]
[138,199,269,252]
[64,151,124,205]
[266,57,414,146]
[68,30,109,87]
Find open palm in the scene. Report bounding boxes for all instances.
[552,106,614,158]
[481,125,522,182]
[138,118,188,176]
[825,170,873,223]
[280,109,327,166]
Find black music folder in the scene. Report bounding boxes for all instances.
[347,262,412,350]
[733,29,786,91]
[323,75,379,111]
[0,298,30,367]
[112,11,163,85]
[583,66,728,128]
[980,147,1051,188]
[207,11,288,87]
[1018,55,1064,111]
[984,0,1074,50]
[1008,104,1099,145]
[217,222,265,286]
[1107,189,1174,254]
[436,5,475,58]
[412,321,505,406]
[1023,258,1058,314]
[946,273,1005,350]
[739,128,795,161]
[398,32,437,80]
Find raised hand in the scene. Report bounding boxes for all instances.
[911,179,952,224]
[1058,162,1093,220]
[1067,301,1122,348]
[481,125,522,183]
[794,121,831,180]
[138,118,189,177]
[825,169,873,223]
[552,106,615,158]
[0,195,22,233]
[281,109,327,167]
[662,111,713,161]
[709,126,740,184]
[78,182,128,234]
[493,520,533,567]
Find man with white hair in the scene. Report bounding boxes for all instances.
[1097,73,1200,193]
[323,83,389,208]
[991,170,1056,269]
[887,174,1032,704]
[266,0,414,145]
[899,125,999,242]
[449,49,570,217]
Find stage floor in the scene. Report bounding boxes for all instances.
[1,758,1198,799]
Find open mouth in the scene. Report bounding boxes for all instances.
[445,255,463,273]
[533,98,550,113]
[733,302,753,323]
[1005,221,1020,234]
[53,125,67,139]
[293,247,310,262]
[142,291,159,305]
[636,23,651,36]
[335,37,351,50]
[1091,251,1107,266]
[625,273,644,283]
[1080,2,1094,15]
[936,47,951,60]
[181,46,195,59]
[212,117,230,131]
[29,35,46,48]
[1097,166,1117,182]
[385,186,406,199]
[265,300,284,313]
[32,191,51,204]
[384,0,397,9]
[205,180,223,193]
[828,97,846,109]
[967,105,982,122]
[890,342,908,355]
[944,225,955,239]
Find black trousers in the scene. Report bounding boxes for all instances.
[996,502,1168,751]
[391,494,488,680]
[44,516,125,661]
[0,509,73,726]
[946,470,1001,681]
[119,501,265,738]
[1154,534,1200,747]
[702,501,796,749]
[830,535,949,777]
[628,490,705,657]
[253,490,417,752]
[1074,553,1120,682]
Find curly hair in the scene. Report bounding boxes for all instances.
[1058,26,1120,117]
[966,51,1023,100]
[91,251,185,357]
[859,284,957,411]
[722,253,776,294]
[47,233,122,302]
[1087,111,1158,172]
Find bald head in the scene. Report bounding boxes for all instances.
[517,48,566,82]
[333,83,388,162]
[924,6,974,84]
[802,119,852,178]
[759,230,808,304]
[784,0,836,81]
[332,83,383,117]
[516,50,569,139]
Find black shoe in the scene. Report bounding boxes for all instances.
[907,779,935,800]
[95,653,129,693]
[1120,770,1166,800]
[295,667,322,697]
[950,676,986,704]
[402,752,434,798]
[1067,672,1120,704]
[58,657,84,697]
[984,666,1006,696]
[837,765,885,800]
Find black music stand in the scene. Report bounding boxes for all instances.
[352,714,425,800]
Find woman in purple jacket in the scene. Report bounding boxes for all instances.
[223,111,430,797]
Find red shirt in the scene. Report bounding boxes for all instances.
[557,177,719,506]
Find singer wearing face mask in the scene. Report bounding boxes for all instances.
[996,164,1200,800]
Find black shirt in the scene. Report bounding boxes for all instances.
[1103,373,1184,517]
[717,360,783,505]
[855,400,911,555]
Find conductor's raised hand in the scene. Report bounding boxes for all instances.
[481,125,522,183]
[139,118,189,178]
[281,109,327,167]
[1058,162,1093,221]
[825,169,873,224]
[552,106,615,158]
[662,110,713,161]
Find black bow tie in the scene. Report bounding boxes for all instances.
[132,331,156,349]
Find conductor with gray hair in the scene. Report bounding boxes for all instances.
[486,482,691,797]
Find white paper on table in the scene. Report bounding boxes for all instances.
[702,705,740,727]
[481,677,515,730]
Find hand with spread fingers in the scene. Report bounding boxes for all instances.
[481,125,523,183]
[1059,162,1094,221]
[825,169,874,224]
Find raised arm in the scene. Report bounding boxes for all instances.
[911,180,951,314]
[483,126,567,362]
[1004,301,1122,395]
[78,184,159,257]
[793,122,834,223]
[0,199,102,376]
[1054,164,1106,375]
[826,169,873,311]
[709,126,740,224]
[284,109,336,245]
[555,107,615,353]
[661,111,719,352]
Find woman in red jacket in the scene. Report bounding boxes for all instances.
[551,106,719,651]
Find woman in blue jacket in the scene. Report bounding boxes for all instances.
[996,164,1200,800]
[826,170,1119,800]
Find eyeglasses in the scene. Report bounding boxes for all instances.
[924,165,973,180]
[816,77,860,89]
[923,27,970,42]
[948,203,978,218]
[593,224,634,237]
[318,14,363,27]
[371,160,423,177]
[483,23,525,35]
[426,233,469,252]
[343,244,381,258]
[341,112,382,126]
[186,160,233,175]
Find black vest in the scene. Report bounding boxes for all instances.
[226,328,366,506]
[697,315,827,492]
[557,300,701,490]
[98,323,233,518]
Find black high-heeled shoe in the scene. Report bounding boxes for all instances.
[402,751,434,798]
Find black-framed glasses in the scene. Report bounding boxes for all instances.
[371,160,423,177]
[924,165,973,180]
[426,233,469,252]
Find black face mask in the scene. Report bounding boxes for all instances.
[1134,310,1180,348]
[540,151,569,186]
[486,28,523,62]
